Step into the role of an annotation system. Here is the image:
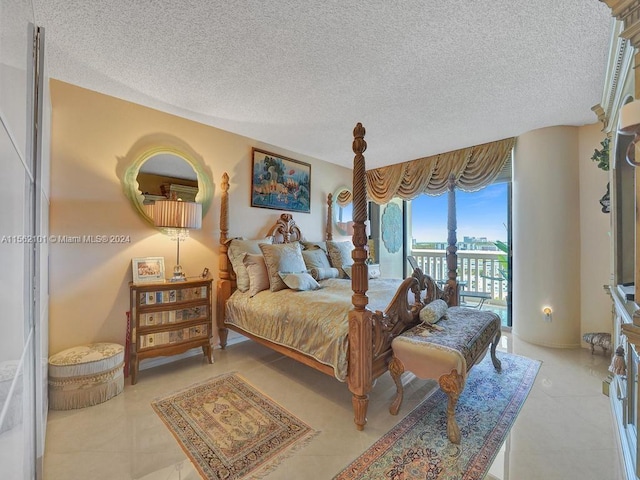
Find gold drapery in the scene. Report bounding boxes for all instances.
[335,189,353,207]
[366,137,516,204]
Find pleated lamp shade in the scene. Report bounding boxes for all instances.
[147,200,202,230]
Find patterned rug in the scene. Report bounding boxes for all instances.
[334,352,540,480]
[152,372,318,479]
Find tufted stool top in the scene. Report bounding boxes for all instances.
[49,343,124,379]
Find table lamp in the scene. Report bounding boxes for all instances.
[147,199,202,281]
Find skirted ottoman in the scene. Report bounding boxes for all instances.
[48,343,124,410]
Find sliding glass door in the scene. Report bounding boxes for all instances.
[408,182,512,327]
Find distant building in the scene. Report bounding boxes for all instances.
[413,236,501,251]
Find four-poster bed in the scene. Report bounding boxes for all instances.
[216,123,463,430]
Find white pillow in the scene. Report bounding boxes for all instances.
[309,267,340,281]
[278,272,320,291]
[302,247,332,270]
[326,240,354,278]
[228,237,273,292]
[419,299,448,324]
[243,253,270,297]
[342,265,379,280]
[260,242,308,292]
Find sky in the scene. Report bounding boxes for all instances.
[411,183,508,243]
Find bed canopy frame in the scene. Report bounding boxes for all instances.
[217,123,461,430]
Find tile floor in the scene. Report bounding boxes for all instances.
[43,333,624,480]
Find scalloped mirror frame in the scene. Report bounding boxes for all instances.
[122,146,213,226]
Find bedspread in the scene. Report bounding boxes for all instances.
[225,278,405,381]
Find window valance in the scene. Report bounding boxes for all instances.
[366,137,516,204]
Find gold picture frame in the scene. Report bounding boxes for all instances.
[132,257,166,284]
[251,148,311,213]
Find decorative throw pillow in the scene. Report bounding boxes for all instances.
[309,267,340,281]
[227,237,273,292]
[243,253,270,297]
[301,240,328,252]
[302,247,332,271]
[260,242,308,292]
[342,265,380,280]
[278,272,321,291]
[419,299,448,324]
[326,240,354,278]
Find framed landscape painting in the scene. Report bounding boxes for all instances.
[251,148,311,213]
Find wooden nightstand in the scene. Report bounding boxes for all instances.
[129,277,213,384]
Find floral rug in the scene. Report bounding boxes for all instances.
[334,352,540,480]
[152,372,318,479]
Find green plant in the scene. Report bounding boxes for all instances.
[493,240,509,281]
[591,137,610,171]
[479,240,509,282]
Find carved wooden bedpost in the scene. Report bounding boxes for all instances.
[217,172,231,348]
[326,193,333,240]
[445,174,460,306]
[348,122,373,430]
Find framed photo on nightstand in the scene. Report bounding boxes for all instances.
[132,257,166,284]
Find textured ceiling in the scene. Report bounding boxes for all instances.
[33,1,613,169]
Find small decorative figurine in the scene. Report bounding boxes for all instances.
[609,346,627,376]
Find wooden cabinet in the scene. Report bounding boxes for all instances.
[129,278,213,384]
[610,289,640,480]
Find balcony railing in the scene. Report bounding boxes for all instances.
[410,248,508,303]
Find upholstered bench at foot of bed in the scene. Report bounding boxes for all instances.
[389,307,502,444]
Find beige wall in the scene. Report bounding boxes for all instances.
[513,126,580,346]
[49,80,351,354]
[578,123,612,341]
[513,125,610,347]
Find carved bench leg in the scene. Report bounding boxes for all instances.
[389,355,405,415]
[439,369,464,444]
[490,329,502,372]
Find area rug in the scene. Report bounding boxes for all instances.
[334,352,540,480]
[152,372,318,479]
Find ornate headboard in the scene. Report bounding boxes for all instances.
[217,173,307,343]
[267,213,303,244]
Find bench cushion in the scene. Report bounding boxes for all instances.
[392,307,501,380]
[419,299,448,324]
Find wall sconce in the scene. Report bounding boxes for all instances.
[542,306,552,322]
[618,100,640,167]
[146,200,202,282]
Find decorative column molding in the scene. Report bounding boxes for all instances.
[602,0,640,48]
[592,6,633,133]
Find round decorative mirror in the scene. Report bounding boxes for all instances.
[333,187,354,236]
[138,153,198,204]
[122,146,213,226]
